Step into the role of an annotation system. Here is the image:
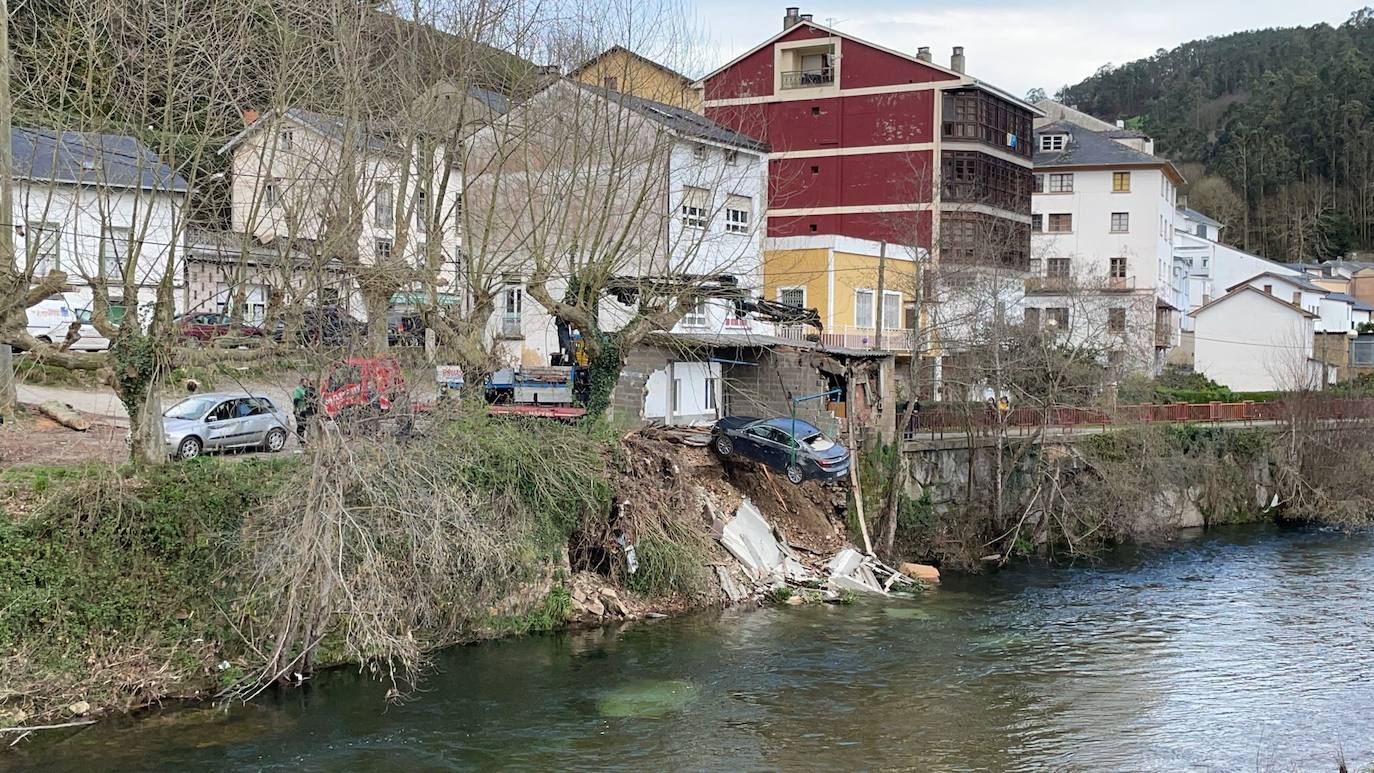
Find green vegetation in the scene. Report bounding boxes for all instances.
[1058,10,1374,260]
[487,585,576,636]
[1117,367,1282,405]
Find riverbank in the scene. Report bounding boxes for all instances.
[9,524,1373,771]
[3,413,1372,737]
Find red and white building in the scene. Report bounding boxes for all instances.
[698,7,1038,267]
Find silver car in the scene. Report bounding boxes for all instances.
[162,392,291,460]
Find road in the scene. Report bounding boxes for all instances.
[17,382,296,424]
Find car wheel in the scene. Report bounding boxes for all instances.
[714,435,734,457]
[785,463,805,485]
[264,428,288,453]
[176,436,203,460]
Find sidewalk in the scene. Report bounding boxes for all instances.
[16,382,295,423]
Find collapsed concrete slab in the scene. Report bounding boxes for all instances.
[718,498,815,586]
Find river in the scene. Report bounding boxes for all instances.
[8,525,1374,772]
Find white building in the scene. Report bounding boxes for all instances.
[17,128,188,323]
[1025,115,1183,373]
[1190,286,1321,391]
[473,82,769,381]
[215,108,465,322]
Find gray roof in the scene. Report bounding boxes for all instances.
[1035,122,1171,171]
[468,86,510,114]
[1325,292,1374,312]
[217,108,399,156]
[1178,206,1223,228]
[14,128,188,192]
[603,89,768,153]
[1226,270,1327,294]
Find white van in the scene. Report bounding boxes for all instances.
[25,297,73,341]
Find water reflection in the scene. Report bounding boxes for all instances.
[8,525,1373,772]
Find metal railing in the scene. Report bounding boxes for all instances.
[903,398,1374,441]
[780,67,834,89]
[776,324,916,352]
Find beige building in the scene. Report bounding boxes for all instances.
[568,46,702,113]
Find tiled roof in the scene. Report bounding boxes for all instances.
[14,128,187,192]
[601,88,768,153]
[1034,121,1165,168]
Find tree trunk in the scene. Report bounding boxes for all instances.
[0,344,14,421]
[361,287,391,355]
[110,333,168,465]
[582,335,622,419]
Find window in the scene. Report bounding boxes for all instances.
[725,194,751,234]
[27,221,60,273]
[881,291,902,330]
[375,239,393,262]
[1046,307,1069,329]
[1196,223,1207,237]
[1047,258,1070,278]
[101,225,132,278]
[903,301,918,330]
[1263,284,1273,294]
[942,89,1034,159]
[725,150,738,166]
[1108,307,1126,334]
[1047,213,1072,233]
[263,182,278,208]
[1033,174,1045,194]
[603,76,618,91]
[671,379,682,414]
[1039,134,1067,152]
[502,282,523,338]
[1109,257,1128,279]
[704,376,718,411]
[692,144,706,160]
[680,186,709,229]
[1047,173,1073,193]
[683,300,708,327]
[1110,212,1130,233]
[854,289,875,328]
[1112,171,1131,192]
[810,165,820,175]
[375,183,394,227]
[779,287,805,308]
[1031,214,1043,232]
[279,130,293,151]
[415,188,429,235]
[1024,307,1040,328]
[1292,291,1302,306]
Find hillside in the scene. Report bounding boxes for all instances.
[1056,8,1374,262]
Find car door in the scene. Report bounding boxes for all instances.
[241,398,276,443]
[204,399,245,448]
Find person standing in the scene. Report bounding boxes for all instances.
[291,376,318,447]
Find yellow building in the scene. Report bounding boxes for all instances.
[568,46,702,113]
[762,236,921,352]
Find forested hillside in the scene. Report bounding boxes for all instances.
[1057,8,1374,262]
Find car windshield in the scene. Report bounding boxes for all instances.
[164,396,218,420]
[74,308,92,323]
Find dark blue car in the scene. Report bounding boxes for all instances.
[710,416,851,484]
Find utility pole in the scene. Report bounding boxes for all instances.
[0,0,17,421]
[874,240,887,347]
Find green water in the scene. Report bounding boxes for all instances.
[8,525,1374,771]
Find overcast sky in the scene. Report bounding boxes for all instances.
[688,1,1361,97]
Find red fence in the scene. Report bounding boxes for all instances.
[905,398,1374,439]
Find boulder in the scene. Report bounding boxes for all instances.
[67,700,91,716]
[897,562,941,584]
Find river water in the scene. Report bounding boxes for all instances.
[9,525,1374,772]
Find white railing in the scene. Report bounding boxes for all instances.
[777,324,915,352]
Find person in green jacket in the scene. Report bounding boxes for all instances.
[291,377,318,447]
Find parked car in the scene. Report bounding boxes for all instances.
[710,416,851,484]
[41,307,111,352]
[173,312,265,342]
[386,308,425,346]
[320,356,407,418]
[24,296,74,344]
[162,392,291,460]
[273,307,367,347]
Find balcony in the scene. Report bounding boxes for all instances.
[781,67,834,89]
[1025,275,1072,293]
[1103,275,1137,291]
[499,314,523,339]
[1155,321,1173,349]
[779,324,916,352]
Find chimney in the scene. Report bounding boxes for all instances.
[242,108,260,126]
[951,46,966,74]
[917,46,932,62]
[783,7,800,28]
[1116,119,1126,129]
[800,13,814,23]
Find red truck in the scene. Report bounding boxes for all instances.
[320,356,407,418]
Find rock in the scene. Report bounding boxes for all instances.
[784,594,805,606]
[598,588,620,601]
[67,700,91,716]
[610,599,630,617]
[897,562,941,584]
[584,598,606,617]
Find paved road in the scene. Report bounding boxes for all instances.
[18,382,295,423]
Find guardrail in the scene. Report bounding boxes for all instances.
[904,398,1374,440]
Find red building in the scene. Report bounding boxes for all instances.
[700,8,1037,267]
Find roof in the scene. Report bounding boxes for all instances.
[644,330,893,358]
[217,108,399,156]
[1325,292,1374,312]
[1178,207,1223,228]
[1188,285,1320,320]
[1225,271,1327,294]
[13,128,188,192]
[1035,122,1183,183]
[605,89,767,152]
[467,86,510,114]
[568,46,694,86]
[697,20,1041,116]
